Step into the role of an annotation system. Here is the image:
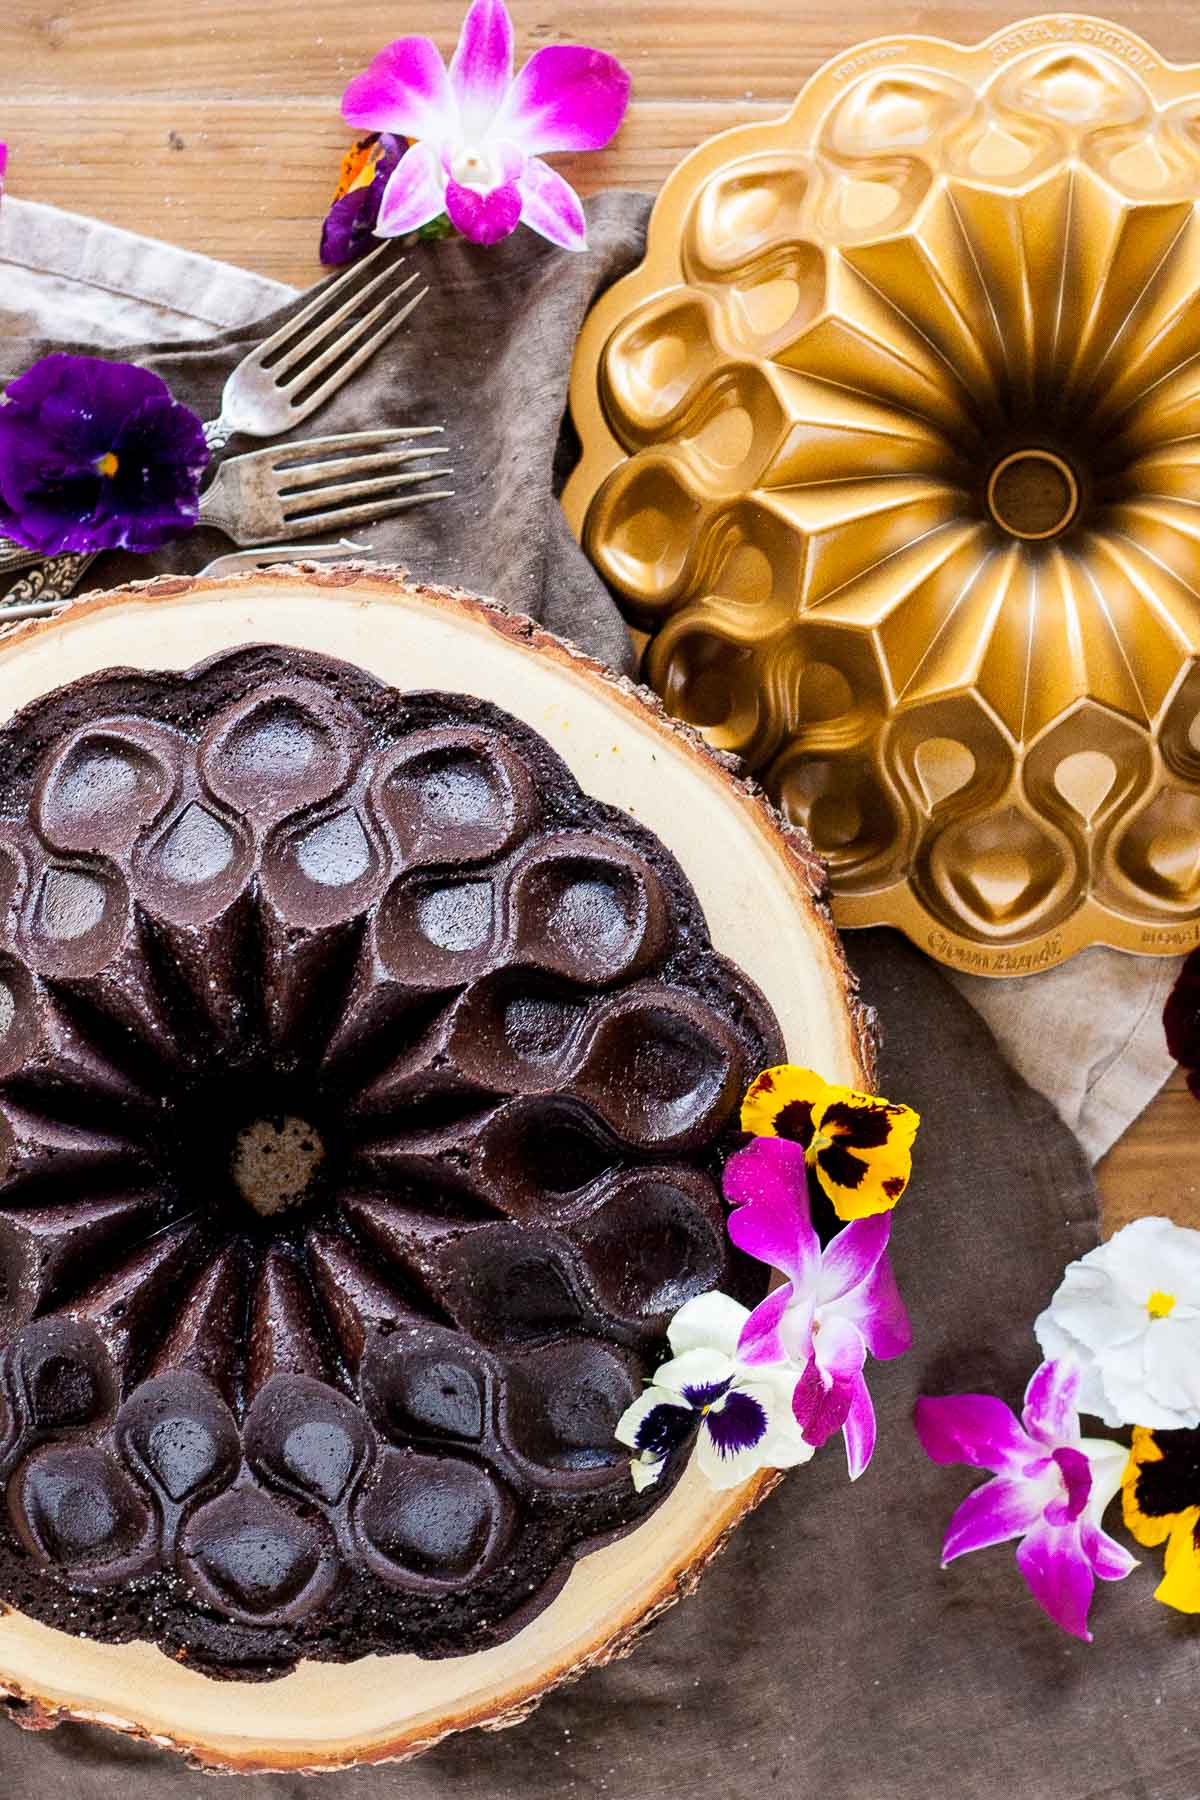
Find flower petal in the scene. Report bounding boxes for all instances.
[913,1393,1036,1474]
[516,157,588,251]
[737,1282,796,1366]
[375,143,448,237]
[0,356,207,556]
[631,1455,664,1492]
[614,1385,689,1451]
[791,1317,865,1451]
[667,1290,750,1360]
[496,44,631,154]
[342,37,457,141]
[1081,1435,1128,1523]
[320,134,405,266]
[942,1474,1045,1563]
[725,1136,819,1290]
[1081,1518,1138,1582]
[812,1091,920,1222]
[448,0,514,136]
[706,1388,769,1457]
[1021,1358,1082,1448]
[1033,1310,1114,1423]
[445,176,524,244]
[841,1372,877,1480]
[654,1346,734,1399]
[740,1064,829,1147]
[1144,1314,1200,1423]
[845,1247,912,1361]
[1015,1516,1096,1641]
[1045,1446,1091,1526]
[817,1213,890,1305]
[791,1357,853,1450]
[813,1312,867,1384]
[1121,1427,1177,1548]
[1156,1509,1200,1612]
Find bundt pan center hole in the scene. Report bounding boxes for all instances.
[986,449,1079,541]
[232,1115,327,1219]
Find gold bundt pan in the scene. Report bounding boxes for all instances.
[564,14,1200,975]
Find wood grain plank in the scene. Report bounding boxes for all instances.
[0,98,778,283]
[1098,1069,1198,1236]
[5,1,1199,103]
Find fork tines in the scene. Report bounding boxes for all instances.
[258,242,430,411]
[281,467,455,532]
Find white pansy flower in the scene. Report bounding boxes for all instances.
[615,1292,813,1493]
[1035,1217,1200,1429]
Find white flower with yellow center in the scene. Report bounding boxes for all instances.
[1035,1218,1200,1430]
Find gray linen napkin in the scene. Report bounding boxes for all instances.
[0,193,1179,1163]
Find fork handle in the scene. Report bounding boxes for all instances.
[0,539,40,577]
[4,554,96,607]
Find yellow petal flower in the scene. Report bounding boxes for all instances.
[1155,1507,1200,1613]
[740,1064,920,1222]
[1122,1427,1174,1548]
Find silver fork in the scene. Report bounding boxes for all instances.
[0,541,383,625]
[3,432,453,608]
[0,242,432,580]
[202,241,428,453]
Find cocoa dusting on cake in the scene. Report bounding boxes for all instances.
[0,645,781,1679]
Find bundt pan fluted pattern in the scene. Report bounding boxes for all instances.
[565,14,1200,975]
[0,644,779,1680]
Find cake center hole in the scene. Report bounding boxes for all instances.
[232,1115,326,1218]
[986,450,1079,541]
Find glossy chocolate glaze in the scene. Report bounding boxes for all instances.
[0,646,781,1679]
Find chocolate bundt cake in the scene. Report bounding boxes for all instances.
[0,644,781,1681]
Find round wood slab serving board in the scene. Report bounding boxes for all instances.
[0,568,870,1772]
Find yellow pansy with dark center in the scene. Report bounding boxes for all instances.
[740,1064,919,1221]
[1122,1426,1200,1612]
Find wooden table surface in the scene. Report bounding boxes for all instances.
[2,0,1196,1231]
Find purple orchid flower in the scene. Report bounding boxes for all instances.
[914,1360,1136,1642]
[341,0,630,250]
[0,354,208,557]
[725,1135,912,1480]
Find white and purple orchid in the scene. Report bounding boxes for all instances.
[341,0,630,250]
[914,1359,1136,1642]
[725,1135,912,1480]
[615,1292,813,1493]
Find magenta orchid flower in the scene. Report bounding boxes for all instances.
[341,0,630,251]
[914,1360,1136,1642]
[725,1136,911,1480]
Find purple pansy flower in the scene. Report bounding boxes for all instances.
[341,0,630,251]
[320,132,407,266]
[0,354,208,557]
[725,1135,911,1480]
[914,1359,1136,1642]
[615,1292,813,1492]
